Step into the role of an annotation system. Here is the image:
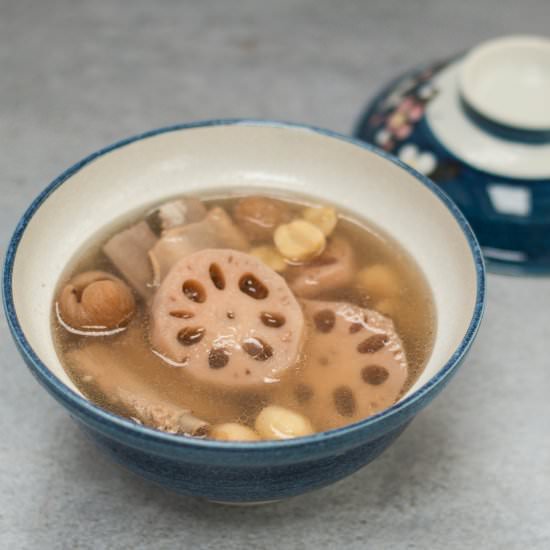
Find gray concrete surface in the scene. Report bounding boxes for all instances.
[1,1,549,548]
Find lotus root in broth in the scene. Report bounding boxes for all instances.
[52,191,436,440]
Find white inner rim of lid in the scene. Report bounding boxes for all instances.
[459,35,550,131]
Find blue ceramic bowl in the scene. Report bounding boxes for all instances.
[3,120,485,503]
[355,35,550,275]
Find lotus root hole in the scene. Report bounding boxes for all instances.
[169,310,194,319]
[361,365,390,385]
[260,311,286,328]
[333,386,356,417]
[242,337,273,361]
[182,280,206,303]
[177,326,206,346]
[208,348,230,369]
[239,273,269,300]
[357,334,388,354]
[313,309,336,333]
[209,263,225,290]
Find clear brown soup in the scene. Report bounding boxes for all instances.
[52,190,436,441]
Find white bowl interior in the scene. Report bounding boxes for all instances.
[11,123,478,405]
[460,35,550,130]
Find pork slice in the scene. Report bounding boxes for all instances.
[150,248,304,389]
[206,207,250,250]
[289,237,355,298]
[103,221,157,299]
[277,299,408,430]
[148,207,249,285]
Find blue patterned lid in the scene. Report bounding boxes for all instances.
[354,36,550,275]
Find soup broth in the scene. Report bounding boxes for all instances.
[52,190,436,440]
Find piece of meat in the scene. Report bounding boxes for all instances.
[232,196,293,242]
[102,199,208,298]
[148,225,220,287]
[276,299,408,430]
[206,207,250,250]
[288,237,355,298]
[147,197,207,232]
[103,221,158,299]
[148,207,249,285]
[150,248,305,389]
[117,389,209,436]
[66,329,210,435]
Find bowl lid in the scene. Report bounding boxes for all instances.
[459,35,550,132]
[353,36,550,275]
[426,55,550,181]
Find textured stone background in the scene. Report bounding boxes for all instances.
[1,1,549,548]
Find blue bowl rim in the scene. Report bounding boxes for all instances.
[2,118,486,454]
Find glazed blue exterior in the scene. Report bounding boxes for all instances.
[354,59,550,275]
[3,120,485,502]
